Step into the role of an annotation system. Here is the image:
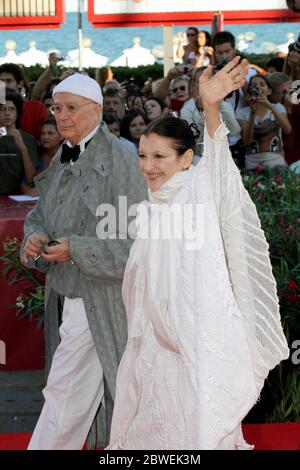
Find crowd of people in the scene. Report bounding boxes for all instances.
[1,28,300,196]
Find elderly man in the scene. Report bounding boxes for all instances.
[21,73,147,450]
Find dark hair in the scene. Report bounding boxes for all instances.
[286,0,300,12]
[4,88,23,128]
[45,78,61,95]
[143,116,196,155]
[41,118,58,129]
[266,57,285,72]
[212,31,235,49]
[39,119,62,156]
[144,96,165,112]
[186,26,199,35]
[199,30,212,47]
[121,109,148,141]
[248,74,272,92]
[103,88,120,99]
[0,63,25,85]
[43,91,53,101]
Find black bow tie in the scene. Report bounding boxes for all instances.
[60,138,92,164]
[60,143,81,164]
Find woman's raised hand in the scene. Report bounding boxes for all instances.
[199,56,248,107]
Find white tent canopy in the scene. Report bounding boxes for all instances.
[19,41,48,67]
[110,37,155,67]
[65,37,107,68]
[0,40,21,65]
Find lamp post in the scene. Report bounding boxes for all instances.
[78,0,84,71]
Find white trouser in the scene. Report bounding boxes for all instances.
[28,297,104,450]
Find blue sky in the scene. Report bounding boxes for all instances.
[66,0,87,12]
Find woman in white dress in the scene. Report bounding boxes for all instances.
[107,57,289,450]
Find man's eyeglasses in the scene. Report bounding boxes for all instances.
[0,106,16,113]
[172,86,187,93]
[49,102,94,116]
[187,33,197,37]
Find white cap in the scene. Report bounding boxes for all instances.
[52,73,103,105]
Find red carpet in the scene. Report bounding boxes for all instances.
[0,423,299,450]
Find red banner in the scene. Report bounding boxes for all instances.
[0,0,65,30]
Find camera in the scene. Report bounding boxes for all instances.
[54,54,64,61]
[288,33,300,54]
[213,58,229,72]
[249,87,259,99]
[180,64,189,74]
[121,78,137,96]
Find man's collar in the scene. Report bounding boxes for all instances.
[66,125,99,151]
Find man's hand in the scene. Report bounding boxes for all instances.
[48,52,60,70]
[41,237,71,263]
[22,233,49,266]
[59,69,75,81]
[7,129,26,152]
[166,66,185,81]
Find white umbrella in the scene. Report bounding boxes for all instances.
[19,41,48,67]
[0,40,21,65]
[65,38,107,68]
[237,34,248,53]
[110,37,155,68]
[277,32,295,54]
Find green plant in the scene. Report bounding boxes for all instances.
[0,237,45,327]
[242,167,300,423]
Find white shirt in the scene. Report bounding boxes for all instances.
[66,125,99,165]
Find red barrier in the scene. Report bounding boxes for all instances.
[0,197,44,371]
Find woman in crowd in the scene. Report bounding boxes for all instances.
[237,74,291,169]
[190,30,213,68]
[176,27,199,64]
[144,97,166,122]
[169,76,190,114]
[121,109,148,149]
[0,88,38,194]
[107,57,288,450]
[21,119,62,195]
[103,113,138,155]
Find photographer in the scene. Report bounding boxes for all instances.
[237,74,291,169]
[283,33,300,81]
[153,64,193,109]
[31,53,67,101]
[0,63,48,139]
[0,88,39,194]
[176,27,199,64]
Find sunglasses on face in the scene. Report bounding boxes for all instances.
[172,85,187,93]
[187,33,197,37]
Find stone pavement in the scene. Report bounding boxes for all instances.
[0,370,44,434]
